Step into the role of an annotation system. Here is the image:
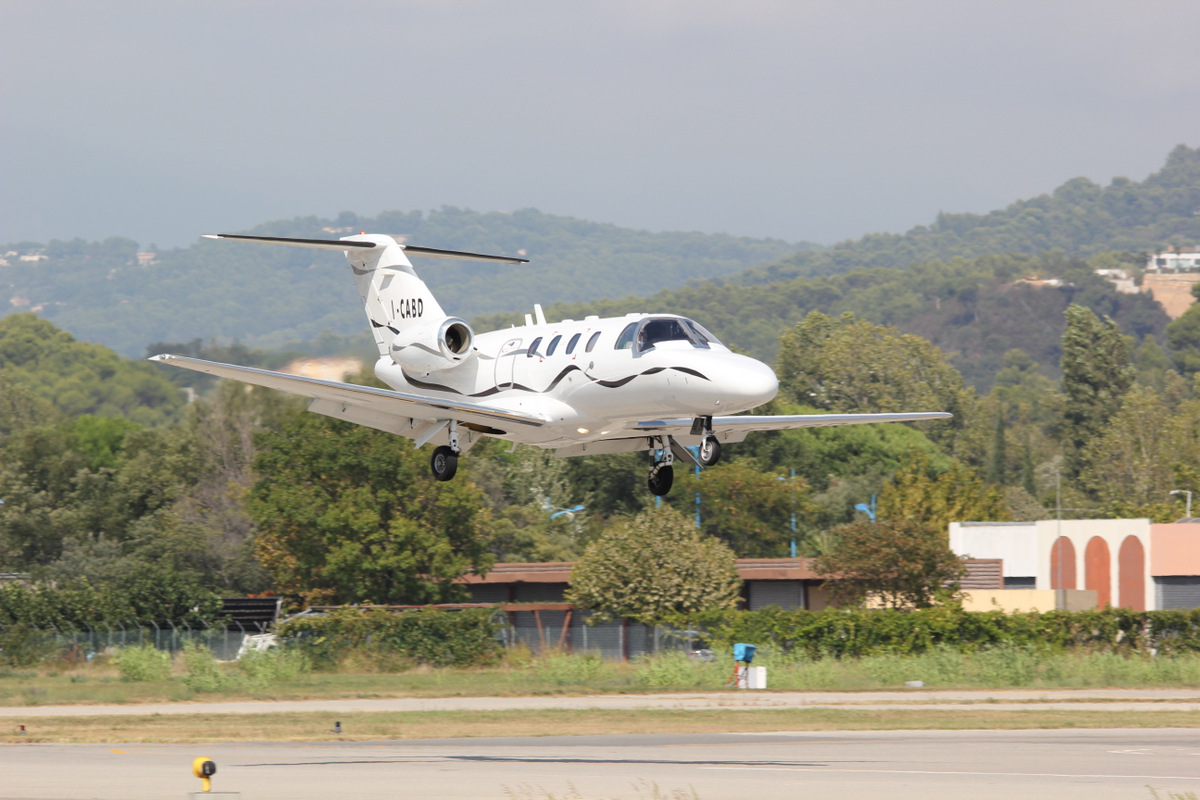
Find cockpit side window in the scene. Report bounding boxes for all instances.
[636,318,691,352]
[683,319,720,347]
[614,322,638,350]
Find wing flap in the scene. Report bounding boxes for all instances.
[149,354,545,432]
[636,411,952,435]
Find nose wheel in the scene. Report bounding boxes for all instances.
[698,435,721,467]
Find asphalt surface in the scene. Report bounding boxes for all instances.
[4,729,1200,800]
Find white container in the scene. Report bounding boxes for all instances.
[747,666,767,689]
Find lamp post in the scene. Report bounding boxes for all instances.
[776,471,798,558]
[1170,490,1194,518]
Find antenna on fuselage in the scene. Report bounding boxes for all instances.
[533,304,547,325]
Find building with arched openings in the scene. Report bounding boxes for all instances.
[949,519,1200,610]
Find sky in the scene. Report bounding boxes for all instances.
[2,0,1199,250]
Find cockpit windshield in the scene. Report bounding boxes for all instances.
[614,316,722,352]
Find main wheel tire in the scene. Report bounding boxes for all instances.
[698,436,722,467]
[431,445,458,482]
[647,463,674,496]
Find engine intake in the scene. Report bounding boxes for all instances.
[389,316,474,373]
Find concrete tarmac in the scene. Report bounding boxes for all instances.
[4,728,1200,800]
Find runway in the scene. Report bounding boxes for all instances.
[4,728,1199,800]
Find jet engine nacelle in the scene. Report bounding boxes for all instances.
[389,316,474,373]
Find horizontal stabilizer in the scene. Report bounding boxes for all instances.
[203,233,376,250]
[203,233,528,263]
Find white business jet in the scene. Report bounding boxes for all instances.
[150,233,950,495]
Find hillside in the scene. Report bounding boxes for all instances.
[0,209,806,358]
[739,144,1200,283]
[482,251,1170,391]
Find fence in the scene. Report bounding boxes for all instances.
[0,620,270,663]
[2,610,703,665]
[496,606,703,661]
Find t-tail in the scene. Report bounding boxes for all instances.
[203,233,527,372]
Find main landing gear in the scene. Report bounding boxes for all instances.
[431,445,458,481]
[430,421,460,482]
[648,460,674,496]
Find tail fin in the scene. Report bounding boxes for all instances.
[203,233,526,357]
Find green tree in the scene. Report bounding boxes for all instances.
[1082,386,1200,512]
[1167,302,1200,378]
[813,519,967,609]
[775,311,975,450]
[669,460,808,558]
[877,449,1009,528]
[566,506,741,625]
[248,412,494,604]
[1060,304,1136,478]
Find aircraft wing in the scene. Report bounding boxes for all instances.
[148,354,546,433]
[635,411,952,435]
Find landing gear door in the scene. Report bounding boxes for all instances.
[495,337,522,390]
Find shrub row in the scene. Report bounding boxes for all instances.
[0,572,222,630]
[276,607,503,669]
[685,606,1200,658]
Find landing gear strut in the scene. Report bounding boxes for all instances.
[647,437,675,496]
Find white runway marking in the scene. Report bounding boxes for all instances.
[702,765,1200,781]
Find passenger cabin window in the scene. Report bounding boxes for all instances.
[528,337,542,357]
[566,333,581,354]
[547,334,562,355]
[614,322,638,350]
[585,331,602,352]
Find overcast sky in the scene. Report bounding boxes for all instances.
[2,0,1198,249]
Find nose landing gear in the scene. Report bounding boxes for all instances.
[691,416,722,466]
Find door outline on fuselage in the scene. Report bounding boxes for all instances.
[495,337,522,390]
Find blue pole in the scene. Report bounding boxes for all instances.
[789,468,797,558]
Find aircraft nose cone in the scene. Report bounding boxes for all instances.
[725,357,778,409]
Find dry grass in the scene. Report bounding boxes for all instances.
[2,707,1198,744]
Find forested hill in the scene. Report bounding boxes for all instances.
[481,251,1170,391]
[739,144,1200,284]
[0,209,807,358]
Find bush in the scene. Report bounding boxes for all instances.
[277,607,503,670]
[0,623,57,667]
[236,647,311,689]
[181,641,224,692]
[686,606,1200,659]
[112,644,171,682]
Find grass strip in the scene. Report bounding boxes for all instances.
[3,707,1199,744]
